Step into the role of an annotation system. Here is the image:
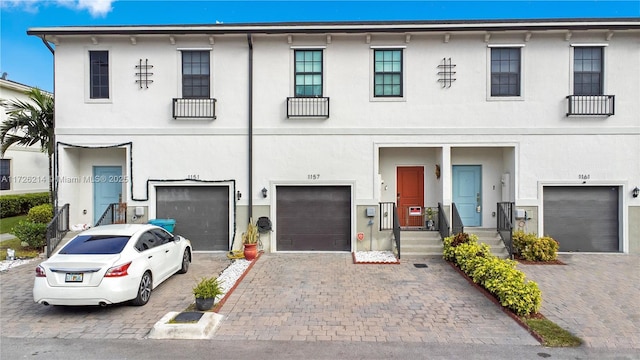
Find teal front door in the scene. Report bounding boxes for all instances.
[452,165,482,227]
[93,166,122,224]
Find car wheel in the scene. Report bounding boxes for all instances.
[177,249,190,274]
[131,271,152,306]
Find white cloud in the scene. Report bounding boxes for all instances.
[0,0,115,17]
[74,0,114,17]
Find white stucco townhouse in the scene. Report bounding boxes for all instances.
[0,77,50,195]
[27,18,640,255]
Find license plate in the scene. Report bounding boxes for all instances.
[65,273,83,282]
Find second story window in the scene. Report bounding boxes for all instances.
[182,51,210,98]
[89,51,109,99]
[490,48,521,97]
[574,47,603,95]
[295,50,323,96]
[0,159,10,190]
[374,49,403,97]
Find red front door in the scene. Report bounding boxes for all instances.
[397,166,424,227]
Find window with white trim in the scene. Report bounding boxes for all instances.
[490,47,521,97]
[573,47,603,95]
[89,51,109,99]
[294,50,323,96]
[374,49,403,97]
[181,51,210,98]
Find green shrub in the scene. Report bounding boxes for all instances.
[443,232,542,316]
[12,220,47,248]
[512,230,537,255]
[521,236,558,262]
[27,203,54,224]
[0,192,50,218]
[513,231,559,261]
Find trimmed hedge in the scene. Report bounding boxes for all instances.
[444,233,542,316]
[512,231,559,262]
[27,203,54,224]
[0,192,50,218]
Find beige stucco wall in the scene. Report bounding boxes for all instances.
[629,206,640,254]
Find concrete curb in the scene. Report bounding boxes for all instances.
[147,311,224,340]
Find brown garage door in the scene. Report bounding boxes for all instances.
[276,186,351,251]
[156,186,229,251]
[543,186,619,252]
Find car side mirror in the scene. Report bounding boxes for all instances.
[173,235,181,242]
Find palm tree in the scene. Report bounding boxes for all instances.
[0,88,54,204]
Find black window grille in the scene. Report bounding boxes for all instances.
[374,49,403,97]
[89,51,109,99]
[295,50,323,96]
[491,48,521,97]
[574,47,603,96]
[182,51,210,98]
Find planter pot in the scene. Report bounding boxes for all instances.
[195,297,215,311]
[243,243,258,261]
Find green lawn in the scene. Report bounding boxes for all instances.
[0,215,27,234]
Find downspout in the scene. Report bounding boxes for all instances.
[40,36,56,212]
[247,34,253,221]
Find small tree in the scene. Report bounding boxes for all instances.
[0,88,54,205]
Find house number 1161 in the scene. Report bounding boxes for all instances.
[308,174,320,180]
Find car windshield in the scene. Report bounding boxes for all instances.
[59,235,131,255]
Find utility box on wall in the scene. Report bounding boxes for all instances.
[365,207,376,217]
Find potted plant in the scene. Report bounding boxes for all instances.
[425,207,438,231]
[192,277,224,311]
[242,219,259,261]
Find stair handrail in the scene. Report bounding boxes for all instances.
[45,203,70,258]
[393,204,401,259]
[451,202,464,235]
[497,202,514,259]
[437,202,450,239]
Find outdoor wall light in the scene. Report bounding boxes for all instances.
[633,187,639,198]
[261,187,268,198]
[237,191,242,201]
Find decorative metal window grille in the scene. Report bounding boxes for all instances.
[172,98,216,119]
[566,95,614,116]
[286,97,330,118]
[437,58,457,88]
[135,59,154,89]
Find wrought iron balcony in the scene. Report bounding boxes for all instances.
[173,98,217,119]
[566,95,615,116]
[286,96,330,118]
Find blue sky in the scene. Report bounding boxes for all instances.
[1,0,638,93]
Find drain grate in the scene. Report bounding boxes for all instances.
[413,263,428,268]
[172,312,204,323]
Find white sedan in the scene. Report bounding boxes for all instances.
[33,224,191,307]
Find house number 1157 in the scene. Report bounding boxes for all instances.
[308,174,320,180]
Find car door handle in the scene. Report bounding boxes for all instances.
[165,250,170,253]
[148,256,153,259]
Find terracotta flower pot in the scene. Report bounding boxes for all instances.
[243,243,257,261]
